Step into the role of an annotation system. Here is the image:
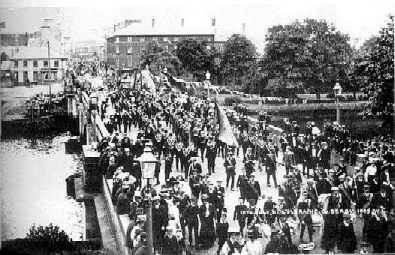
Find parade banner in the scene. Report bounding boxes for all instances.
[217,104,239,147]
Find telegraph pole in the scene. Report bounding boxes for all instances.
[47,41,52,109]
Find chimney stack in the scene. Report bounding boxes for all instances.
[211,17,216,27]
[181,18,184,27]
[242,23,246,35]
[152,18,155,27]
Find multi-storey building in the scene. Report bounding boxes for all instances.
[106,19,215,71]
[11,47,67,84]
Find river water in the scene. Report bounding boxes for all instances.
[0,134,85,241]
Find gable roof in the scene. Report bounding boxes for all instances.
[11,46,67,60]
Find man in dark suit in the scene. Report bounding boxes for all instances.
[183,198,200,246]
[162,227,179,255]
[265,153,278,187]
[216,211,229,255]
[164,153,173,183]
[233,197,247,234]
[224,152,236,190]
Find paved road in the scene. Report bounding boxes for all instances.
[103,100,367,254]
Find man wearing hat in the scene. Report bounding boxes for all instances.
[164,153,173,183]
[162,226,179,255]
[224,152,237,190]
[316,172,332,195]
[199,194,216,249]
[133,231,150,255]
[206,136,217,175]
[216,211,229,255]
[265,153,278,188]
[220,228,245,255]
[264,228,283,254]
[213,180,226,222]
[337,214,357,253]
[318,142,331,170]
[183,198,200,246]
[321,187,342,253]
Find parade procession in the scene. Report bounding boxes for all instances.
[1,2,394,255]
[64,59,394,255]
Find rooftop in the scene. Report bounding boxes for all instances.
[11,46,67,60]
[110,19,217,38]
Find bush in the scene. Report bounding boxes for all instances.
[224,96,242,106]
[25,223,74,252]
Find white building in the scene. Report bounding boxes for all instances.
[11,47,68,84]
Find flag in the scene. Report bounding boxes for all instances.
[0,22,5,28]
[216,103,239,147]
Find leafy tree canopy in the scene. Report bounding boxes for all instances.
[260,19,353,93]
[141,41,182,75]
[175,39,214,80]
[353,15,394,126]
[221,34,257,86]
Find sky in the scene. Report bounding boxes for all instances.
[0,0,394,52]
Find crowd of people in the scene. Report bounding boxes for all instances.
[71,63,394,254]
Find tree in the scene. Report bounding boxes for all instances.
[140,41,182,75]
[26,223,74,253]
[260,19,353,94]
[220,34,257,86]
[175,39,214,80]
[242,61,266,94]
[353,15,394,129]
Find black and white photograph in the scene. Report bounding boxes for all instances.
[0,0,394,254]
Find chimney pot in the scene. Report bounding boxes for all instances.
[152,18,155,27]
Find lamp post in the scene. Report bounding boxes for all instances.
[47,41,52,110]
[89,92,98,144]
[333,82,342,124]
[137,141,159,255]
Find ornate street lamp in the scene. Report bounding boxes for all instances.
[89,92,98,111]
[137,141,159,255]
[333,82,342,124]
[89,92,99,144]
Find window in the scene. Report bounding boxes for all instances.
[115,37,119,43]
[33,60,38,67]
[115,46,120,54]
[44,60,48,67]
[139,37,145,42]
[23,60,27,67]
[23,71,28,82]
[127,47,132,55]
[54,60,59,67]
[14,60,18,68]
[33,71,38,81]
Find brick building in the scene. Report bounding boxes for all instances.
[106,19,215,71]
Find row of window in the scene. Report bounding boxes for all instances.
[115,36,213,43]
[14,60,59,68]
[113,44,175,55]
[16,71,56,82]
